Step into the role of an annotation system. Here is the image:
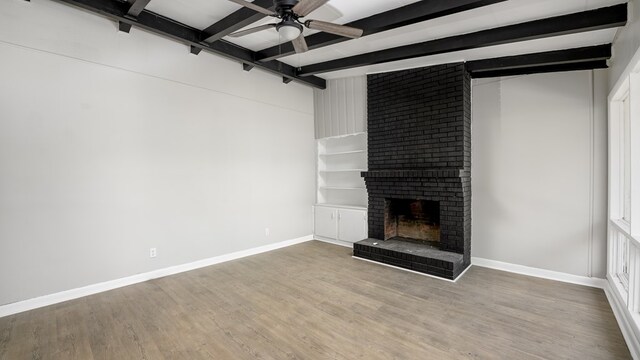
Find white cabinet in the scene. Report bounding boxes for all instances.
[314,206,338,239]
[314,205,368,244]
[337,208,368,242]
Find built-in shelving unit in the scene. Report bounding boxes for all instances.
[316,133,367,209]
[314,133,368,245]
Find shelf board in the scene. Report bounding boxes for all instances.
[319,150,365,156]
[315,204,367,211]
[319,169,367,173]
[319,186,366,190]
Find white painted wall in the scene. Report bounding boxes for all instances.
[611,0,640,90]
[472,70,609,278]
[0,0,315,306]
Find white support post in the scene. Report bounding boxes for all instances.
[630,73,640,237]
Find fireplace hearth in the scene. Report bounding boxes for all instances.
[354,63,471,280]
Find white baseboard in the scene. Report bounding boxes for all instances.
[472,257,606,289]
[0,235,313,318]
[604,277,640,360]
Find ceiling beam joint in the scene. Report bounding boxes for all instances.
[190,45,202,55]
[118,21,132,33]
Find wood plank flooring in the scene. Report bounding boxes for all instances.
[0,241,631,359]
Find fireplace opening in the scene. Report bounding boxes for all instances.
[384,199,440,244]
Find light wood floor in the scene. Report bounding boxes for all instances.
[0,241,631,359]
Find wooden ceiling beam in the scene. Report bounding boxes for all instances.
[298,4,627,77]
[466,44,612,75]
[470,60,608,78]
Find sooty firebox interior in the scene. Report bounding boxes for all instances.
[385,199,440,244]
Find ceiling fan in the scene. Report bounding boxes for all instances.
[227,0,364,54]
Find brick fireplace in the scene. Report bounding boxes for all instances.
[354,63,471,280]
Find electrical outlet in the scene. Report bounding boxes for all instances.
[149,248,157,258]
[265,228,270,237]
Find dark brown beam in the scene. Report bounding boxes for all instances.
[200,0,274,43]
[256,0,507,62]
[190,45,202,55]
[298,4,627,77]
[469,60,608,78]
[126,0,151,18]
[48,0,326,89]
[466,44,612,73]
[118,21,132,33]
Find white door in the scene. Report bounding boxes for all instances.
[338,209,367,243]
[315,206,338,239]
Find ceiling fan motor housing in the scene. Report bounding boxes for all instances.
[274,0,303,41]
[274,0,301,19]
[274,0,299,11]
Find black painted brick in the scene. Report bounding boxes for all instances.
[354,247,460,280]
[363,63,472,273]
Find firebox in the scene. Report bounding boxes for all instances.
[385,199,440,243]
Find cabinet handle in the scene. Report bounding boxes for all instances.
[331,212,334,220]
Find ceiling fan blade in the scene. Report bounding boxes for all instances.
[292,34,309,54]
[292,0,329,17]
[228,23,276,37]
[227,0,277,16]
[305,20,364,39]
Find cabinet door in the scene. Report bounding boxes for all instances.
[338,209,367,243]
[315,207,338,239]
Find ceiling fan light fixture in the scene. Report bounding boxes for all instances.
[277,21,303,42]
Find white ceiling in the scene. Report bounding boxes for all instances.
[145,0,627,79]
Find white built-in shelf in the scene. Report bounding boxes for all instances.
[319,150,366,156]
[320,186,366,190]
[316,203,367,211]
[319,169,367,173]
[316,133,368,209]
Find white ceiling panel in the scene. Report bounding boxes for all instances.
[146,0,241,30]
[313,0,421,25]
